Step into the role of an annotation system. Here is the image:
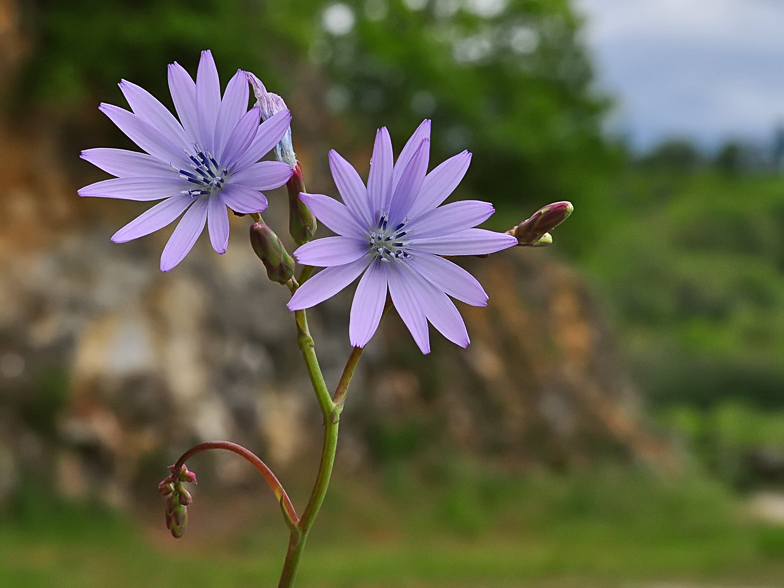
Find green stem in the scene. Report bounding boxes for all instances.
[277,308,340,588]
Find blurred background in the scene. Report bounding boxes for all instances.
[1,0,784,586]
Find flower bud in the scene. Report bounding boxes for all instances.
[170,503,188,539]
[158,482,174,496]
[178,488,193,506]
[250,220,296,284]
[510,201,573,246]
[287,164,317,245]
[246,72,297,168]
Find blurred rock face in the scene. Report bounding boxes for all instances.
[0,120,664,508]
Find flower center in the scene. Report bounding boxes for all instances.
[368,212,410,263]
[178,147,227,198]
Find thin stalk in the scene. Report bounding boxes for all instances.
[174,441,298,526]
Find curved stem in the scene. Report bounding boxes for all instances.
[174,441,299,526]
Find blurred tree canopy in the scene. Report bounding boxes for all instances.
[16,0,613,240]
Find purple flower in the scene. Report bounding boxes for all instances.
[78,50,294,271]
[287,120,517,354]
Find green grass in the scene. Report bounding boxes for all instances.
[3,465,784,587]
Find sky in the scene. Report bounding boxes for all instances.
[574,0,784,152]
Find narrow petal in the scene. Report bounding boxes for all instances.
[78,177,188,201]
[403,263,469,347]
[196,50,221,152]
[111,193,194,243]
[367,127,393,212]
[329,150,373,226]
[405,200,494,240]
[232,109,292,170]
[81,148,176,178]
[392,119,430,194]
[230,160,292,191]
[207,194,230,254]
[407,253,488,306]
[220,184,268,214]
[388,139,429,226]
[293,236,368,267]
[221,107,261,169]
[387,263,430,354]
[119,79,190,148]
[160,195,209,271]
[214,69,249,159]
[299,193,365,237]
[168,62,199,143]
[407,151,472,219]
[411,229,517,256]
[349,260,389,348]
[287,256,371,310]
[99,104,190,166]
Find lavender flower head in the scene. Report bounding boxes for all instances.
[287,121,517,354]
[79,50,294,271]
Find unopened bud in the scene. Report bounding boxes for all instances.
[510,201,573,246]
[287,164,317,245]
[246,72,297,168]
[170,503,188,539]
[178,488,193,506]
[178,467,197,485]
[250,220,295,284]
[159,482,174,496]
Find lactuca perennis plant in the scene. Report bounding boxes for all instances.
[79,49,573,588]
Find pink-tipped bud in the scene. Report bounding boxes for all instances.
[179,467,197,485]
[159,482,174,496]
[510,201,573,246]
[178,488,193,506]
[287,166,317,245]
[250,220,296,284]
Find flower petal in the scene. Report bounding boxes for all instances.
[230,160,293,191]
[299,193,365,237]
[407,150,472,220]
[220,184,269,214]
[388,139,429,226]
[111,193,194,243]
[392,119,430,194]
[214,69,249,159]
[119,79,190,148]
[196,50,221,152]
[160,195,209,271]
[411,229,517,256]
[405,200,494,240]
[349,260,389,348]
[221,107,261,169]
[232,109,292,170]
[168,62,199,143]
[407,253,488,307]
[329,150,373,226]
[287,256,371,310]
[367,127,393,213]
[78,177,188,201]
[207,194,230,254]
[403,263,469,347]
[99,103,190,167]
[81,148,176,178]
[293,236,368,267]
[387,263,430,354]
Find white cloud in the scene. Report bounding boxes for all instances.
[575,0,784,148]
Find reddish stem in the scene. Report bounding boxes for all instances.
[174,441,299,525]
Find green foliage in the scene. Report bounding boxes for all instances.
[585,170,784,408]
